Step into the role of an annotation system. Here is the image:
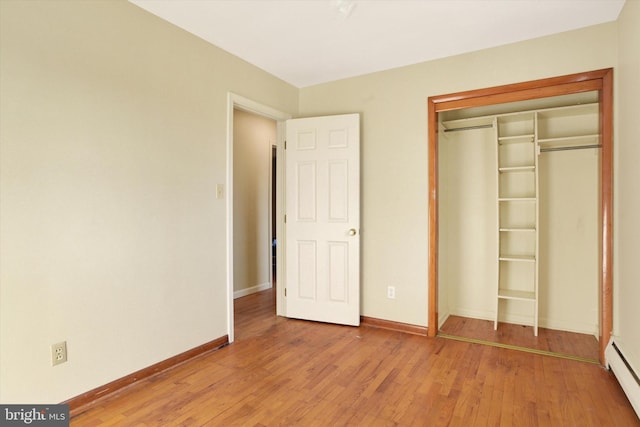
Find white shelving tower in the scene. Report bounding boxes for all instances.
[494,112,539,336]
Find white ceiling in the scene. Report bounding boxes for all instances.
[130,0,625,88]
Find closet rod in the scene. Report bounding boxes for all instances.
[540,144,601,153]
[443,124,493,133]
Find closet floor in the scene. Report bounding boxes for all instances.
[439,315,599,362]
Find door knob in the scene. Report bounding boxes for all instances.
[348,228,357,236]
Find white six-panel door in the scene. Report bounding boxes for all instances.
[285,114,360,326]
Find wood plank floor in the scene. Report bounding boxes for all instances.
[72,289,639,426]
[440,315,599,362]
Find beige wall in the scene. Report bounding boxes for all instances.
[299,22,618,327]
[438,127,497,325]
[616,0,640,375]
[233,109,276,295]
[0,0,297,403]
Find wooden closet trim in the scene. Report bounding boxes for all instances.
[427,68,613,365]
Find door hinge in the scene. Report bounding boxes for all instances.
[284,288,287,297]
[284,214,286,223]
[284,140,287,150]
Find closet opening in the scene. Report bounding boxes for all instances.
[427,69,613,365]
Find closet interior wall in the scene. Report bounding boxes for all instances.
[437,92,600,336]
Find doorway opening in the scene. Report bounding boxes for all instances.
[427,69,613,365]
[226,93,291,343]
[232,108,277,339]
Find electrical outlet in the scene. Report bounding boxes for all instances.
[51,341,67,366]
[387,286,396,299]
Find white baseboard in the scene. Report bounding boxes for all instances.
[606,339,640,418]
[234,282,272,299]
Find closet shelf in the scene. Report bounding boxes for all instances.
[497,289,536,301]
[499,255,536,262]
[442,116,493,132]
[537,102,598,117]
[498,197,536,202]
[500,228,536,232]
[499,166,535,173]
[538,134,599,145]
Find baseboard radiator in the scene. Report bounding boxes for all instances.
[605,339,640,418]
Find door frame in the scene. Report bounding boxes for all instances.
[226,93,291,343]
[270,144,278,307]
[427,68,613,364]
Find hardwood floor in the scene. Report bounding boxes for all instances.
[440,315,599,362]
[72,289,639,426]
